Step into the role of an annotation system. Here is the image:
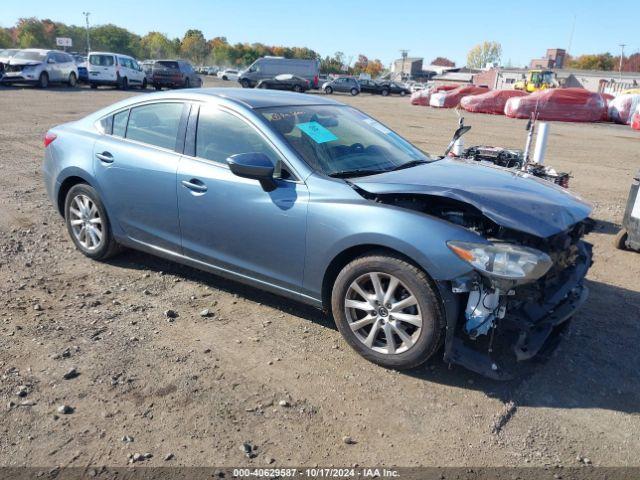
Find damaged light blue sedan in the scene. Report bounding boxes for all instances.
[42,89,593,379]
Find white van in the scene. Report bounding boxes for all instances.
[88,52,147,90]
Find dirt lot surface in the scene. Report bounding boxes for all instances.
[1,77,639,469]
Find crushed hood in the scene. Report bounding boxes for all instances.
[351,158,592,238]
[8,59,42,67]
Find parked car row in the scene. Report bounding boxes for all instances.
[0,48,202,91]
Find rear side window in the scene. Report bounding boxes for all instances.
[90,55,115,67]
[126,103,184,150]
[112,110,129,137]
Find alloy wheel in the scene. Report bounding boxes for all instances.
[344,272,422,354]
[68,194,104,251]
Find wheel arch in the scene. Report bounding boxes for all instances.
[320,244,439,313]
[56,174,93,217]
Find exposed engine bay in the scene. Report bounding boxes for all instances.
[462,145,570,189]
[357,189,594,379]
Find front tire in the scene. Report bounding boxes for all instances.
[141,78,147,90]
[64,184,121,261]
[38,72,49,88]
[331,252,443,370]
[120,77,128,90]
[240,78,250,88]
[68,72,77,87]
[324,86,333,94]
[293,84,303,93]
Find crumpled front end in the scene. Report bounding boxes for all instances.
[442,220,594,380]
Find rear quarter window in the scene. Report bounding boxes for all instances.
[112,110,129,137]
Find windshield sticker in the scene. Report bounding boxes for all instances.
[364,118,392,135]
[296,121,338,144]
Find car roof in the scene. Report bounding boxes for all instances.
[19,49,52,53]
[197,88,340,109]
[90,52,131,58]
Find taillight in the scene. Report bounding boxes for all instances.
[44,132,57,148]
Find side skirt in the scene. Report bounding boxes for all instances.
[117,236,323,309]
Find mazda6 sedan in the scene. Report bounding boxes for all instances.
[42,88,593,378]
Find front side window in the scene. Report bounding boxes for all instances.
[126,103,184,150]
[195,107,281,169]
[259,105,429,177]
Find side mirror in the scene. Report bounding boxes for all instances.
[227,152,277,191]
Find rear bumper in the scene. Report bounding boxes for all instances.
[443,241,593,380]
[89,79,119,86]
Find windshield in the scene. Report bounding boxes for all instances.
[13,51,47,62]
[259,105,430,177]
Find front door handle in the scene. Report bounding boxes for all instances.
[181,179,208,193]
[96,151,114,163]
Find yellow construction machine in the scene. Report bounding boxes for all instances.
[514,70,558,93]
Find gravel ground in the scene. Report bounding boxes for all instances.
[0,77,639,468]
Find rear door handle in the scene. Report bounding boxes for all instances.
[96,151,114,163]
[181,179,208,193]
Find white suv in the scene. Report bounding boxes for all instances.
[1,49,78,88]
[88,52,147,90]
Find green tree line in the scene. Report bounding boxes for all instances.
[0,17,387,75]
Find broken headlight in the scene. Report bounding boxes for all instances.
[447,241,553,282]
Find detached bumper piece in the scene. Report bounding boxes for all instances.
[443,241,593,380]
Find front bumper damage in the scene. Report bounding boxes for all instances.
[441,241,593,380]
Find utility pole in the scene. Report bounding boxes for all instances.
[399,49,408,81]
[566,14,576,58]
[618,44,626,81]
[83,12,91,54]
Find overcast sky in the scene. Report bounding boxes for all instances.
[2,0,638,66]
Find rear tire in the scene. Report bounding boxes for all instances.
[350,88,359,96]
[154,84,162,91]
[331,252,443,370]
[184,78,190,88]
[400,90,407,96]
[614,229,629,250]
[381,88,390,96]
[90,83,98,89]
[38,72,49,89]
[64,184,121,261]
